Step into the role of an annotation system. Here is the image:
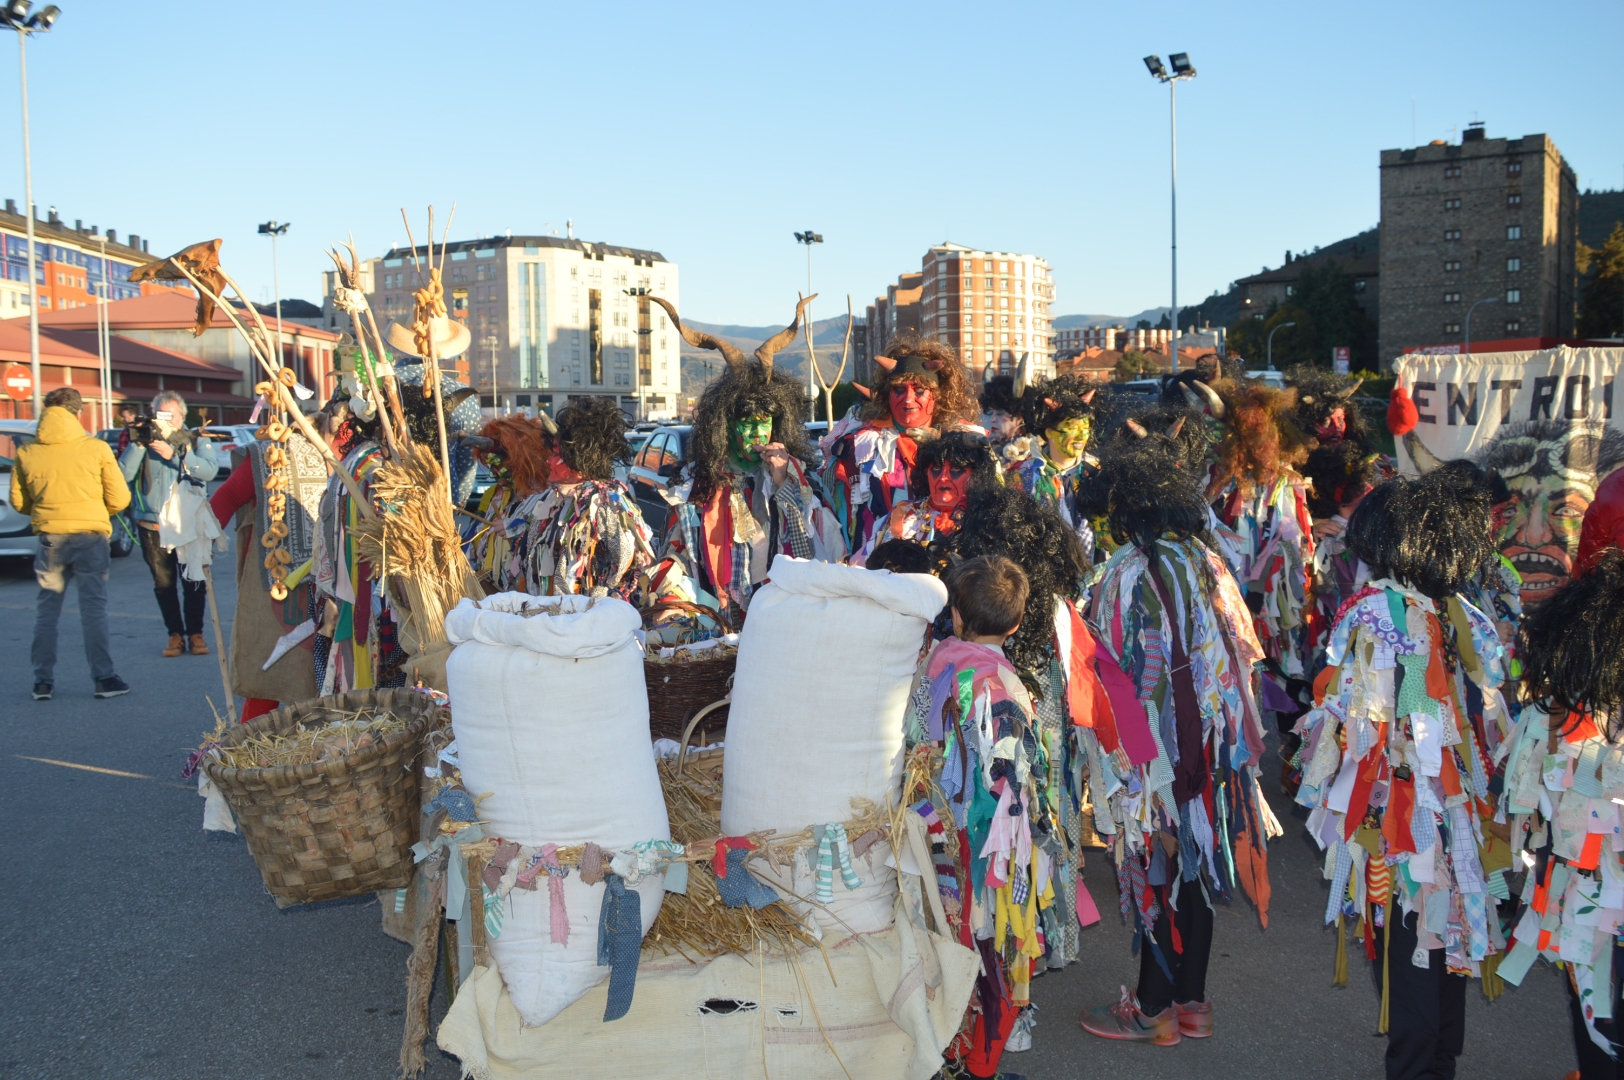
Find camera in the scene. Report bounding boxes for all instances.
[125,414,157,447]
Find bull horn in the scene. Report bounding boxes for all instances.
[1125,419,1149,439]
[1167,416,1186,438]
[537,410,558,435]
[1014,354,1033,397]
[649,296,747,368]
[1403,430,1444,475]
[1180,378,1225,419]
[755,293,816,377]
[852,382,872,400]
[1338,379,1365,400]
[1081,387,1098,404]
[461,434,495,452]
[874,355,897,372]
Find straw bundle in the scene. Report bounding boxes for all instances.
[210,706,412,769]
[352,442,480,644]
[643,753,821,960]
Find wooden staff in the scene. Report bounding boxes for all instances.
[203,561,234,712]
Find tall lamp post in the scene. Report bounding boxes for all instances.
[1144,52,1195,374]
[1266,320,1296,371]
[3,2,61,419]
[481,334,498,415]
[1463,296,1499,356]
[257,221,289,378]
[794,230,822,400]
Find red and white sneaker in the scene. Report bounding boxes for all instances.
[1175,997,1213,1038]
[1079,986,1180,1045]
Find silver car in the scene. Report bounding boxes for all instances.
[0,419,38,558]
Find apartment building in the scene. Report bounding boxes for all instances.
[923,244,1055,381]
[0,200,183,319]
[1378,125,1579,360]
[1054,325,1126,352]
[325,235,681,420]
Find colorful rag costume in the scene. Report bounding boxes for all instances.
[822,418,933,557]
[1211,475,1315,702]
[1011,454,1098,563]
[664,457,843,613]
[519,481,655,600]
[1496,707,1624,1055]
[312,438,403,693]
[1292,580,1511,978]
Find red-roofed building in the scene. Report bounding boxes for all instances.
[0,319,252,428]
[39,291,342,400]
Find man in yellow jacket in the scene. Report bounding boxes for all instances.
[11,389,133,700]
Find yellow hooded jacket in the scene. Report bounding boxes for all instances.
[10,406,131,536]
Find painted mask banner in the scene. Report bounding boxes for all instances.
[1393,347,1624,608]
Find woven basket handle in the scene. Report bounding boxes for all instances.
[643,597,734,635]
[674,698,731,778]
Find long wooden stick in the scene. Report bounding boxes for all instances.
[203,561,234,714]
[165,260,378,520]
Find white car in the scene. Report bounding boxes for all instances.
[0,419,39,559]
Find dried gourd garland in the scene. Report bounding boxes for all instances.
[255,367,301,601]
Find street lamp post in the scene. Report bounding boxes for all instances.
[794,230,822,400]
[1266,320,1296,371]
[1463,296,1499,356]
[3,2,61,419]
[258,221,289,379]
[1144,52,1195,374]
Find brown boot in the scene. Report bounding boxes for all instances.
[188,634,209,656]
[163,634,184,657]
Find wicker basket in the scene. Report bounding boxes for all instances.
[643,599,735,743]
[204,688,438,908]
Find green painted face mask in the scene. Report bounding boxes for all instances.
[1045,416,1092,465]
[730,415,773,463]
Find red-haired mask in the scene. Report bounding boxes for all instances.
[1315,407,1347,444]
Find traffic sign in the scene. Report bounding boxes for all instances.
[1331,347,1350,375]
[1,364,31,400]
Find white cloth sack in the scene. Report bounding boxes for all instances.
[446,592,670,1028]
[437,919,978,1080]
[157,476,223,581]
[721,558,947,936]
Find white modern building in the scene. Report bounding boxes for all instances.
[323,234,681,421]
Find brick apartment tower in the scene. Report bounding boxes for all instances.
[1378,125,1578,363]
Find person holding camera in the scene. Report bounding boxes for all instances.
[13,388,133,700]
[119,391,219,656]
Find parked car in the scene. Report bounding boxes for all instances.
[0,419,38,559]
[626,425,690,534]
[614,431,652,486]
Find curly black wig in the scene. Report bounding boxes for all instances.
[1085,442,1210,552]
[979,374,1022,420]
[1285,365,1371,449]
[1099,403,1212,475]
[952,485,1089,677]
[1344,475,1496,600]
[1302,438,1383,519]
[1425,457,1512,509]
[909,430,1002,500]
[867,538,936,576]
[555,396,631,481]
[686,361,813,504]
[1021,373,1098,437]
[1520,549,1624,736]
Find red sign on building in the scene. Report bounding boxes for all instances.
[1,363,32,400]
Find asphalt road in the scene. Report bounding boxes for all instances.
[0,545,1576,1079]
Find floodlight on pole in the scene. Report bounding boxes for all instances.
[794,230,823,399]
[1145,51,1196,373]
[2,0,60,419]
[257,221,289,380]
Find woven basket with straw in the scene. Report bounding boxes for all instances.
[204,688,438,908]
[643,598,734,743]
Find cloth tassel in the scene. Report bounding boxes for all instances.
[1334,911,1348,987]
[541,844,569,945]
[815,822,864,903]
[1481,951,1505,1002]
[1378,911,1392,1035]
[597,873,641,1021]
[399,890,442,1077]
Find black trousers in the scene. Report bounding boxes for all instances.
[139,526,205,636]
[1569,965,1624,1079]
[1136,878,1214,1014]
[1374,910,1467,1080]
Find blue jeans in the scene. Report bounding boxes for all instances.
[33,532,117,684]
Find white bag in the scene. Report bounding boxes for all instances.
[721,558,946,936]
[446,592,670,1028]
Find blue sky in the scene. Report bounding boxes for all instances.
[1,0,1617,325]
